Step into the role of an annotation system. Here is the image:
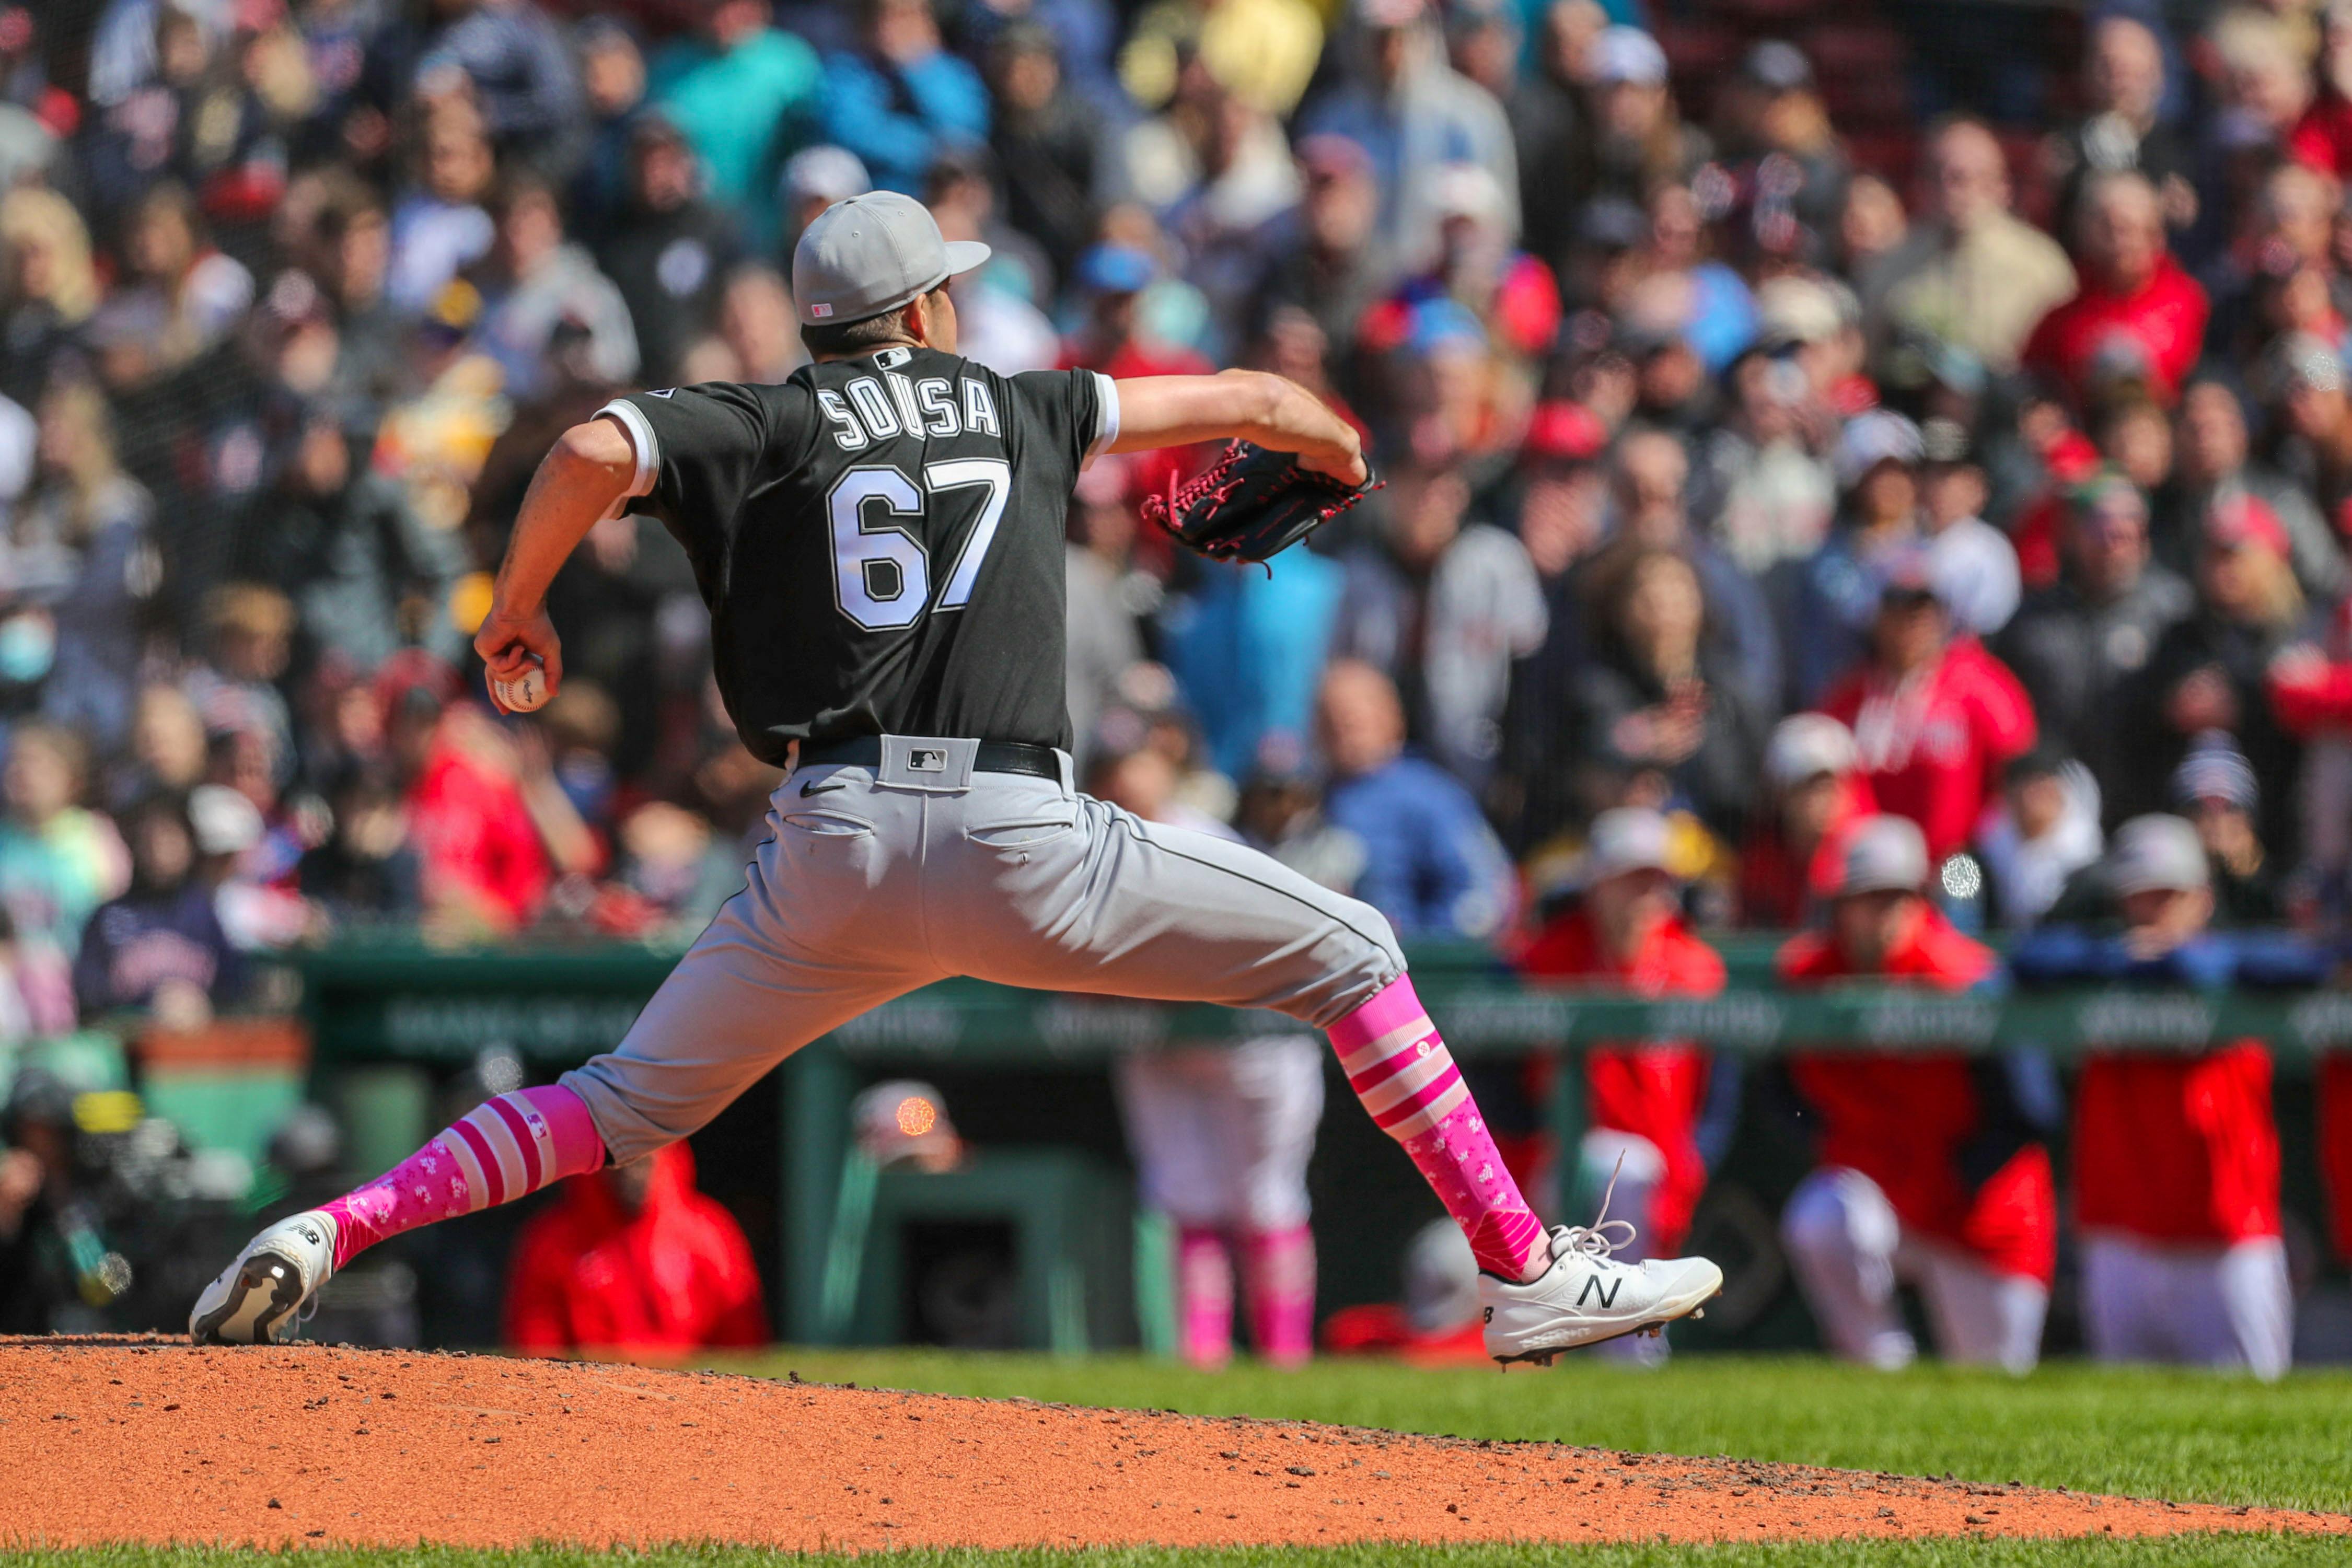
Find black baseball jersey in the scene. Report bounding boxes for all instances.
[600,347,1115,765]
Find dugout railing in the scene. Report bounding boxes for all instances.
[288,934,2352,1345]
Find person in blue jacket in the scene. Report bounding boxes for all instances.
[820,0,991,196]
[1315,658,1513,940]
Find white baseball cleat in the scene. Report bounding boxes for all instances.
[1479,1175,1722,1365]
[189,1210,338,1345]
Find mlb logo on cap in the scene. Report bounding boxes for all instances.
[810,302,833,318]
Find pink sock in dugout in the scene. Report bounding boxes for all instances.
[1175,1225,1235,1369]
[1239,1224,1315,1368]
[1326,975,1548,1282]
[317,1086,606,1269]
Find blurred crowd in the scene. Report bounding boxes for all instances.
[10,0,2352,1358]
[11,0,2352,1030]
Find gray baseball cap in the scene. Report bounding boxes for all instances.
[2108,814,2210,896]
[1833,815,1929,897]
[792,191,990,328]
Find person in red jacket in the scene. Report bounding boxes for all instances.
[1519,807,1726,1283]
[504,1141,768,1358]
[2035,814,2293,1380]
[1778,815,2057,1374]
[1819,569,2038,865]
[2021,171,2210,408]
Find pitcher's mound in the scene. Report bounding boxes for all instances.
[1,1339,2338,1550]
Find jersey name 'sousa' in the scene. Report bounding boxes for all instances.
[601,347,1116,765]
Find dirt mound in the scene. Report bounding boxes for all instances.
[1,1339,2339,1550]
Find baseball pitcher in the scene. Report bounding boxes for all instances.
[192,193,1720,1362]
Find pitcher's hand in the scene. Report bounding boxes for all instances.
[475,602,563,713]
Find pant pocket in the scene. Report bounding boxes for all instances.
[964,808,1079,849]
[782,809,876,838]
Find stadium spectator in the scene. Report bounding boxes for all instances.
[0,723,128,962]
[646,0,819,249]
[596,113,745,388]
[2021,171,2208,409]
[2169,378,2346,605]
[2167,731,2286,923]
[1790,411,1927,706]
[1997,473,2193,817]
[2046,11,2196,240]
[820,0,989,198]
[1862,117,2076,379]
[1916,418,2020,640]
[1314,659,1512,939]
[2129,494,2311,850]
[1778,816,2057,1374]
[74,792,240,1023]
[1975,752,2103,931]
[1737,713,1871,928]
[1331,459,1546,789]
[2013,815,2313,1380]
[1567,548,1762,842]
[1299,0,1517,265]
[1818,565,2037,865]
[504,1143,768,1357]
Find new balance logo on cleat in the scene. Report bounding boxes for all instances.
[1577,1275,1623,1310]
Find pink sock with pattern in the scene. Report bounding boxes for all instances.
[1327,975,1549,1282]
[1175,1225,1234,1369]
[316,1086,606,1269]
[1239,1224,1316,1368]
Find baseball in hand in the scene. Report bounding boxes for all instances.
[493,654,550,713]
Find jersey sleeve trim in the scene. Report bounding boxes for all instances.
[595,398,659,503]
[1082,371,1120,468]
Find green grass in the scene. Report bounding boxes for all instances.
[3,1540,2349,1567]
[698,1351,2352,1514]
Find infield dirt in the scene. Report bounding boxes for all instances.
[3,1338,2343,1551]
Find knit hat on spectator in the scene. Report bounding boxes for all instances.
[2108,813,2210,894]
[1765,713,1859,788]
[2204,492,2290,556]
[2169,730,2260,811]
[1592,26,1667,87]
[1583,806,1674,885]
[1835,410,1923,489]
[1833,815,1929,897]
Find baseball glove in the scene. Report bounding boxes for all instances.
[1140,440,1383,566]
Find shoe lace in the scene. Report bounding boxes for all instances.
[1551,1152,1638,1266]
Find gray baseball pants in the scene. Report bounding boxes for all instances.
[563,736,1405,1163]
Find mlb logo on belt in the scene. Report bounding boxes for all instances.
[911,748,946,772]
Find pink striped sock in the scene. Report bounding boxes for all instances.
[317,1086,606,1269]
[1327,975,1548,1282]
[1176,1225,1234,1370]
[1239,1224,1315,1369]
